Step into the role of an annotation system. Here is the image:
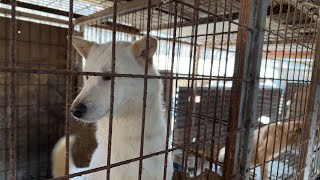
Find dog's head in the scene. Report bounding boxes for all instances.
[288,121,304,144]
[70,35,159,122]
[285,121,303,143]
[288,121,320,146]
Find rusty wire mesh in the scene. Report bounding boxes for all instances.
[1,0,320,180]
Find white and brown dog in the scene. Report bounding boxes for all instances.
[52,36,173,179]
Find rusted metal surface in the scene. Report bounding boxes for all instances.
[138,0,152,179]
[106,1,118,179]
[8,0,17,179]
[64,0,74,177]
[162,2,177,179]
[182,1,200,179]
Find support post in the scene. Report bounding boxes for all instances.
[223,0,268,179]
[298,28,320,180]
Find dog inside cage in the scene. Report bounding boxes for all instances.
[1,0,320,180]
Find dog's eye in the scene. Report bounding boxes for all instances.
[102,74,111,81]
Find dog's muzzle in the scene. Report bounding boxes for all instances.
[70,103,87,118]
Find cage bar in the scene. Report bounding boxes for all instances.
[8,0,17,179]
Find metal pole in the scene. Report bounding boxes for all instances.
[64,0,74,177]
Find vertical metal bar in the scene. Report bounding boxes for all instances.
[3,14,9,180]
[210,1,219,173]
[183,1,200,179]
[47,19,53,178]
[182,1,200,178]
[223,0,268,179]
[163,1,177,180]
[65,0,74,177]
[37,38,41,179]
[9,0,17,179]
[138,0,151,179]
[302,27,320,180]
[27,15,32,179]
[217,0,236,177]
[107,0,117,179]
[172,4,183,172]
[197,0,213,175]
[192,45,200,178]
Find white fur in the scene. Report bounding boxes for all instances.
[52,36,173,179]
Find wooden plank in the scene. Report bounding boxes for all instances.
[0,16,69,179]
[0,8,68,25]
[236,0,269,177]
[298,28,320,180]
[75,0,163,25]
[223,0,268,179]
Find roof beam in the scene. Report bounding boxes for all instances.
[75,0,163,25]
[1,0,82,18]
[148,11,239,30]
[92,21,140,34]
[148,3,290,31]
[202,36,315,47]
[0,7,68,25]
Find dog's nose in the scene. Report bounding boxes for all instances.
[71,103,87,118]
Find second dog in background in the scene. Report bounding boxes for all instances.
[218,120,304,180]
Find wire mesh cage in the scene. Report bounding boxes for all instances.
[1,0,320,180]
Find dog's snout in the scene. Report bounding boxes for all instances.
[71,103,87,118]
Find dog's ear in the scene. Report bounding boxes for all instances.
[131,35,158,63]
[294,125,302,135]
[72,36,96,58]
[290,121,303,135]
